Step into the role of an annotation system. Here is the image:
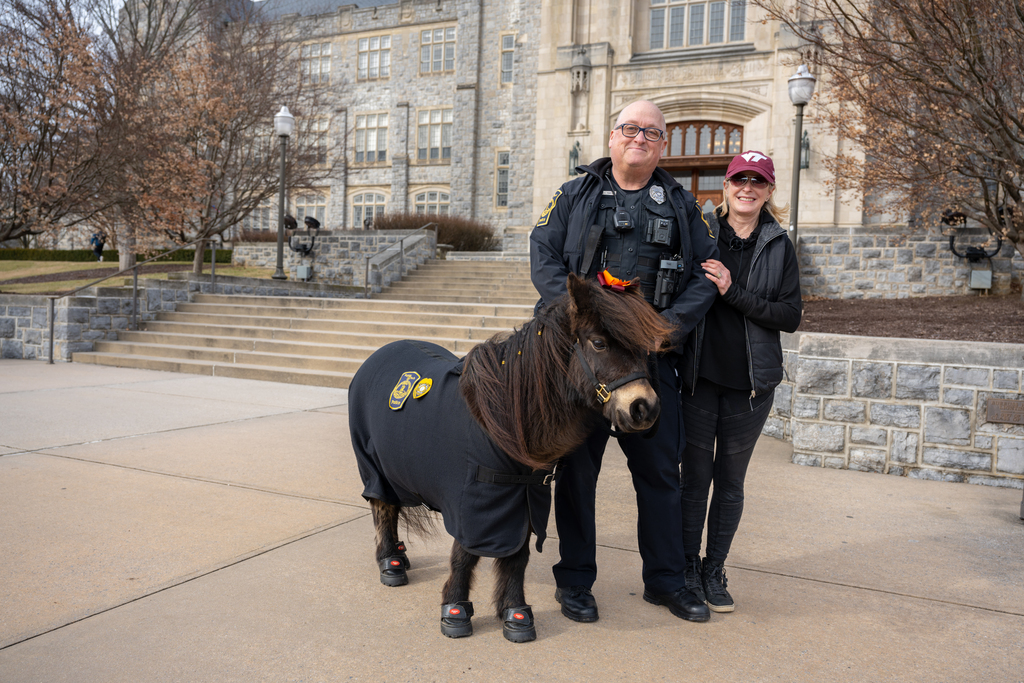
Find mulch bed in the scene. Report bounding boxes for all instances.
[801,294,1023,344]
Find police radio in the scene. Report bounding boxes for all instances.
[613,208,633,233]
[654,257,684,309]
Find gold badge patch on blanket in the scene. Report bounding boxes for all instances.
[389,371,421,410]
[412,378,432,399]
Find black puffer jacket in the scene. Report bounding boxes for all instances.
[681,210,802,397]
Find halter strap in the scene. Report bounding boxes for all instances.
[573,341,648,404]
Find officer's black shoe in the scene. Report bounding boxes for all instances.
[702,559,735,613]
[642,587,711,622]
[554,586,599,622]
[684,555,706,603]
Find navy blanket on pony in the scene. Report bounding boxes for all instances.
[349,339,551,558]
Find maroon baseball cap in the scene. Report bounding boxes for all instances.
[726,151,775,185]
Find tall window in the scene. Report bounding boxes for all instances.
[500,34,515,84]
[415,191,450,215]
[242,200,274,232]
[352,193,386,227]
[649,1,746,50]
[294,192,327,224]
[420,27,456,73]
[358,35,390,80]
[355,113,388,163]
[303,118,329,165]
[301,42,331,84]
[495,151,510,207]
[417,108,452,162]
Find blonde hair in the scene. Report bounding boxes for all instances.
[716,184,790,225]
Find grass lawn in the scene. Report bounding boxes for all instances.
[0,262,276,295]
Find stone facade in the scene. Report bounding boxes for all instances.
[767,332,1024,488]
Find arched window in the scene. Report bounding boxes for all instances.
[684,125,697,156]
[414,190,450,215]
[699,125,712,155]
[713,126,727,154]
[729,129,742,154]
[352,192,387,228]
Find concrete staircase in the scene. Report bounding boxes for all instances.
[72,259,538,388]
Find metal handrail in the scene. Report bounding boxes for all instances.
[47,236,219,363]
[363,223,437,298]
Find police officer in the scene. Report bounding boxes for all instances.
[530,100,719,623]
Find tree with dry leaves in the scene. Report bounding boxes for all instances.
[0,0,117,244]
[754,0,1024,264]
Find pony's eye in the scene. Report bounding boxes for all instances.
[590,338,607,351]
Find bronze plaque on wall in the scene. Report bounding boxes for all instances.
[986,398,1024,425]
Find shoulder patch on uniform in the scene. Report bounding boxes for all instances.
[412,378,432,399]
[697,202,713,238]
[389,371,421,410]
[536,189,562,227]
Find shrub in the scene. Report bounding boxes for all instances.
[237,229,279,243]
[0,247,230,263]
[372,212,499,252]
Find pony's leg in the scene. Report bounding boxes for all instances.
[492,541,536,643]
[370,498,407,587]
[439,540,479,638]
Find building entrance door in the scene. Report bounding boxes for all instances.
[665,168,727,214]
[659,120,743,214]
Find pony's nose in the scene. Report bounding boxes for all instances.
[630,396,660,426]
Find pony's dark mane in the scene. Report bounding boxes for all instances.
[459,278,675,470]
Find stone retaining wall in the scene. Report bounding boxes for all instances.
[766,332,1024,488]
[798,226,1023,298]
[232,229,435,288]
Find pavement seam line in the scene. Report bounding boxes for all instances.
[29,450,369,509]
[0,513,371,652]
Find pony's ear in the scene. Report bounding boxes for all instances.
[566,273,593,324]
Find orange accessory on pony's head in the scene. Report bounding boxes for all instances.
[597,270,639,292]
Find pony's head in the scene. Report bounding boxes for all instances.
[565,273,675,433]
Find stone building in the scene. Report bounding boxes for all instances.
[257,0,1020,296]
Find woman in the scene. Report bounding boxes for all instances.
[680,151,802,613]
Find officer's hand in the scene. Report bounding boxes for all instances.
[702,259,731,295]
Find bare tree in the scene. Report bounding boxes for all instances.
[0,0,117,243]
[755,0,1024,262]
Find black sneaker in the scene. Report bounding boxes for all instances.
[702,559,734,613]
[554,586,599,622]
[685,555,706,603]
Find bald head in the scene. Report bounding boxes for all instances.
[608,100,668,189]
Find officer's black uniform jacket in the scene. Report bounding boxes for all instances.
[349,340,551,558]
[681,210,802,398]
[530,158,720,348]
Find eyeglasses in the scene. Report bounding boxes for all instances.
[728,175,770,189]
[614,123,666,142]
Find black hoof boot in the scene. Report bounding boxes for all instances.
[396,541,411,569]
[379,556,408,587]
[502,606,536,643]
[440,601,474,638]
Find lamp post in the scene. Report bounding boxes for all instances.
[272,105,295,280]
[787,65,817,253]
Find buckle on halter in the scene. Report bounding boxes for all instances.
[542,473,555,486]
[595,384,611,404]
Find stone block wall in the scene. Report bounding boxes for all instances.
[798,227,1022,298]
[767,332,1024,488]
[232,229,435,288]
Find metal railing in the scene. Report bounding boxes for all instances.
[47,237,221,364]
[363,223,437,299]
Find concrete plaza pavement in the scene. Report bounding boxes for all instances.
[0,359,1021,682]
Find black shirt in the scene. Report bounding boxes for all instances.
[698,215,763,390]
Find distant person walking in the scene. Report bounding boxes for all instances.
[679,151,802,613]
[90,232,106,262]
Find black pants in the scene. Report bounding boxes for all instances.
[552,354,688,595]
[680,377,774,564]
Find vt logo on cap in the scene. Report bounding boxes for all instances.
[741,152,768,163]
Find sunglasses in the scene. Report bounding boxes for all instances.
[728,175,770,189]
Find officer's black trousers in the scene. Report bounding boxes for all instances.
[552,355,689,595]
[679,377,774,564]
